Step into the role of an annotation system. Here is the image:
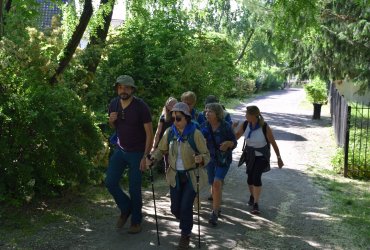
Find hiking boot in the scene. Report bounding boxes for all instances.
[251,203,260,215]
[176,235,190,250]
[116,210,131,229]
[208,211,218,226]
[247,195,254,206]
[128,223,142,234]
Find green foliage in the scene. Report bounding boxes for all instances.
[273,0,370,91]
[2,0,40,41]
[331,148,344,174]
[304,77,328,104]
[255,65,285,91]
[0,16,104,205]
[95,8,237,115]
[60,1,79,46]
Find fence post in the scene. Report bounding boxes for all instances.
[344,105,351,177]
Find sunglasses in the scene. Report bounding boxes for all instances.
[120,109,125,120]
[172,116,184,122]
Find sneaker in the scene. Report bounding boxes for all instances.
[208,211,218,226]
[177,235,190,250]
[116,210,131,229]
[251,203,260,215]
[128,223,142,234]
[247,195,254,206]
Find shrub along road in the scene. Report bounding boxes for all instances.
[3,88,364,249]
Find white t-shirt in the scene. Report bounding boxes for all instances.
[175,143,185,170]
[244,126,267,156]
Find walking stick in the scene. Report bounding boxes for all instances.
[148,160,160,246]
[196,162,201,248]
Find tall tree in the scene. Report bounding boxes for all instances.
[83,0,115,75]
[0,0,4,39]
[0,0,12,39]
[49,0,93,85]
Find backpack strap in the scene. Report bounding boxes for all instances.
[167,126,199,153]
[262,122,269,146]
[243,121,269,145]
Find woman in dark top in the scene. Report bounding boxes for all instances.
[200,103,237,226]
[152,97,177,171]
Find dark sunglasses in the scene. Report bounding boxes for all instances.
[172,116,183,122]
[120,109,125,120]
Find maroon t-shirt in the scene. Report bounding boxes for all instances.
[109,97,152,152]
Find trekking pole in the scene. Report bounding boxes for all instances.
[148,158,160,246]
[196,161,201,248]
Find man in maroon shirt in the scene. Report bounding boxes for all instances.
[105,75,153,234]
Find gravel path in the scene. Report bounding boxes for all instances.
[4,88,360,250]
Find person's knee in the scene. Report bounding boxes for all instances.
[213,180,222,191]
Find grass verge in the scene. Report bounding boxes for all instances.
[308,168,370,247]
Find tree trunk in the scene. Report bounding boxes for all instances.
[235,28,255,65]
[0,0,4,39]
[5,0,10,12]
[49,0,93,85]
[84,0,115,74]
[312,103,322,119]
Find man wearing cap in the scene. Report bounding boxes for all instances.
[105,75,153,234]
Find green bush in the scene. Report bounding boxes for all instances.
[0,25,104,205]
[304,77,328,104]
[255,66,285,91]
[94,9,237,116]
[0,84,104,205]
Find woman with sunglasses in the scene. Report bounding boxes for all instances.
[152,97,178,172]
[146,102,210,250]
[200,103,237,226]
[234,105,284,214]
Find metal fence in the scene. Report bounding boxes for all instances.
[330,84,370,179]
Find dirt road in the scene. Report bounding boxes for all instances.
[18,88,359,250]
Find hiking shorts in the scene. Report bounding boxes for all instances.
[206,160,230,185]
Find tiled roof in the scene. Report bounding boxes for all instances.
[36,0,70,28]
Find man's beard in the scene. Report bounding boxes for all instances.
[119,93,131,100]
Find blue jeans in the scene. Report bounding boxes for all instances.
[105,148,143,224]
[170,172,196,236]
